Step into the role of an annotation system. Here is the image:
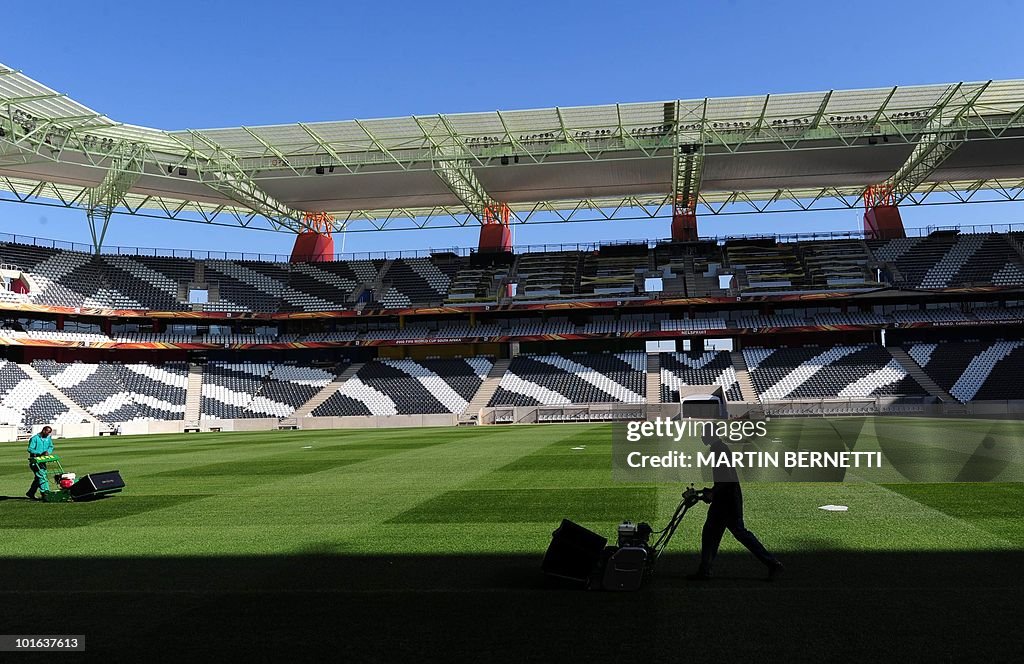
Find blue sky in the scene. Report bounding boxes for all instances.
[2,0,1022,256]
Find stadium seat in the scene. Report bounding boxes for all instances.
[488,352,645,406]
[659,351,742,402]
[743,345,926,400]
[313,358,492,416]
[907,341,1024,402]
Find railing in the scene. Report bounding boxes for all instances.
[0,232,471,263]
[2,222,1024,264]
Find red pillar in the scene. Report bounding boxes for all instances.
[863,205,906,241]
[290,231,335,262]
[862,186,906,241]
[671,211,698,242]
[478,204,512,253]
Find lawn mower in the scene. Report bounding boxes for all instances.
[33,454,125,503]
[542,485,710,591]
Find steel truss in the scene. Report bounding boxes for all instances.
[867,82,993,207]
[1,65,1024,238]
[86,141,144,251]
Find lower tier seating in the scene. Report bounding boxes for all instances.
[313,358,493,416]
[488,351,646,406]
[33,360,188,422]
[743,345,926,400]
[907,341,1024,403]
[0,360,85,428]
[659,351,743,403]
[254,363,341,416]
[202,361,344,419]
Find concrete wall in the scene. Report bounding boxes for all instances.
[297,414,458,429]
[14,399,1024,441]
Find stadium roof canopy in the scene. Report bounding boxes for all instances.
[1,62,1023,247]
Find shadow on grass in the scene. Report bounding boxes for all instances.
[2,549,1021,662]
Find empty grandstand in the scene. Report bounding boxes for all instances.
[488,352,645,406]
[743,345,926,401]
[907,341,1024,403]
[0,69,1022,440]
[660,351,743,403]
[313,358,491,416]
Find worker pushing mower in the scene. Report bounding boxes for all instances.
[25,425,124,503]
[26,425,56,501]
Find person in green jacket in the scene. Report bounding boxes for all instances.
[26,426,54,501]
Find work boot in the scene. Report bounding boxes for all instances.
[767,560,785,581]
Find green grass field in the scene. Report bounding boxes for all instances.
[2,423,1021,662]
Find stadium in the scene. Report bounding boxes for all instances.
[2,20,1023,661]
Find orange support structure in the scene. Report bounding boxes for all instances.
[478,203,512,253]
[671,211,698,242]
[862,186,906,240]
[291,211,336,262]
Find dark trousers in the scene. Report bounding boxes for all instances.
[699,484,776,573]
[28,460,48,496]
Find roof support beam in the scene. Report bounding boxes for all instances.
[86,141,145,252]
[413,115,497,220]
[867,81,992,206]
[176,130,310,233]
[672,99,706,218]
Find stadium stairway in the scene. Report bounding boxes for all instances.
[886,346,959,405]
[730,351,760,403]
[293,363,363,417]
[184,363,204,424]
[460,359,511,422]
[17,362,100,425]
[646,353,662,403]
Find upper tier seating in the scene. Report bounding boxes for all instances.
[743,345,926,400]
[280,260,380,311]
[446,265,508,302]
[0,244,104,307]
[653,241,727,297]
[202,261,288,312]
[488,351,645,406]
[907,341,1024,402]
[377,257,460,307]
[798,240,877,287]
[869,233,1024,289]
[659,351,743,403]
[579,247,648,297]
[102,255,195,311]
[725,241,806,292]
[512,251,581,299]
[313,357,492,416]
[4,231,1024,313]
